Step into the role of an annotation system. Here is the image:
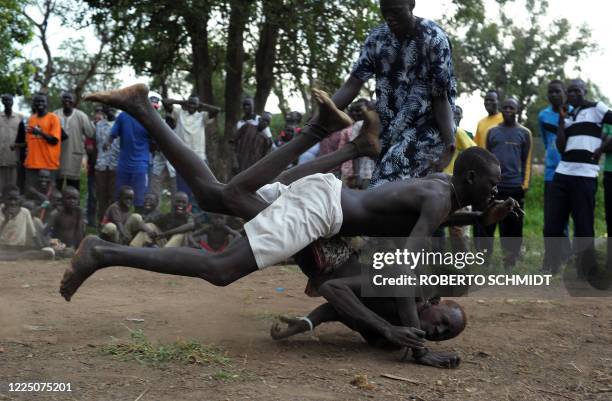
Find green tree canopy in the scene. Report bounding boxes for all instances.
[0,0,34,94]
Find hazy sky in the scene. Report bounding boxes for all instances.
[22,0,612,131]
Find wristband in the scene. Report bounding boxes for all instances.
[299,316,314,331]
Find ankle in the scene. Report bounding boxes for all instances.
[303,122,329,141]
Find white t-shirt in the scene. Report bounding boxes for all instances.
[171,106,209,161]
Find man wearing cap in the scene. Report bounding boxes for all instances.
[104,92,159,212]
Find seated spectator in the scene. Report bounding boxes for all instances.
[99,186,139,244]
[44,186,86,250]
[0,184,54,260]
[141,192,161,222]
[188,213,241,253]
[25,169,58,222]
[129,192,194,248]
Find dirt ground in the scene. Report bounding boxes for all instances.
[0,260,611,401]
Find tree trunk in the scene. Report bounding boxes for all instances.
[273,78,289,117]
[217,0,252,180]
[185,4,214,104]
[253,2,281,115]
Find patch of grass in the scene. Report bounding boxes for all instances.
[279,265,301,274]
[246,311,282,322]
[523,172,606,237]
[101,328,231,367]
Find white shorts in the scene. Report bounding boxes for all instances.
[244,173,344,269]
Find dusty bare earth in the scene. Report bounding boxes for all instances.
[0,260,611,401]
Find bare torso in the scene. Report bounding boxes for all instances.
[339,174,453,236]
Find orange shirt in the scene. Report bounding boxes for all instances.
[25,113,62,170]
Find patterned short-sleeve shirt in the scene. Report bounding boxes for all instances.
[351,18,457,186]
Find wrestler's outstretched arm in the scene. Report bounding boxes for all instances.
[317,276,425,349]
[443,198,522,227]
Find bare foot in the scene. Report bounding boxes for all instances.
[59,235,112,301]
[351,106,381,158]
[310,88,353,134]
[83,84,150,116]
[270,316,310,340]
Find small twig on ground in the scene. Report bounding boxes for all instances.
[524,384,576,401]
[380,373,426,386]
[568,362,583,373]
[133,386,150,401]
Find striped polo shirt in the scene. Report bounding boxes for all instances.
[556,101,612,178]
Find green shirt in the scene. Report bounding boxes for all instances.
[605,125,612,172]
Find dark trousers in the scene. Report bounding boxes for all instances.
[543,173,597,275]
[96,169,116,225]
[479,187,525,269]
[86,171,96,226]
[56,178,80,191]
[543,181,571,267]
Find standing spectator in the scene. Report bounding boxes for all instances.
[601,124,612,268]
[94,106,120,225]
[150,146,177,198]
[539,80,571,268]
[319,127,344,177]
[473,90,504,248]
[232,111,273,174]
[162,94,220,163]
[107,93,157,212]
[545,79,612,276]
[237,97,273,139]
[444,106,477,175]
[162,94,220,202]
[276,111,302,148]
[452,105,473,139]
[475,90,504,149]
[24,93,62,188]
[443,105,477,253]
[339,100,370,188]
[55,91,95,191]
[332,0,456,186]
[0,94,22,190]
[484,98,532,270]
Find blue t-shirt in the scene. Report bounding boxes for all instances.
[111,112,150,173]
[538,106,572,182]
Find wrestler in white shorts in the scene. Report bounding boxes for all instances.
[243,173,343,269]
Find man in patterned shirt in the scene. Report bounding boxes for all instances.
[332,0,456,185]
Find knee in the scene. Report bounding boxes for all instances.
[318,280,341,299]
[221,184,248,214]
[101,223,117,236]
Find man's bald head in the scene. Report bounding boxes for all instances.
[1,93,13,111]
[567,78,588,107]
[379,0,415,9]
[379,0,416,38]
[419,299,467,341]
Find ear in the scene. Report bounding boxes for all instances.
[466,170,476,185]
